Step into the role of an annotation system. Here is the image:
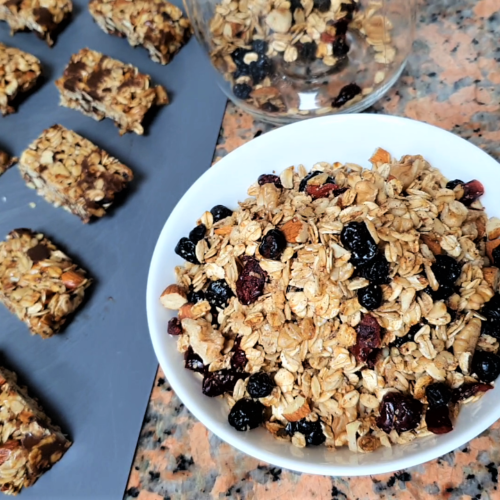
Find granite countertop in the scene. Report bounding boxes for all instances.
[125,1,500,498]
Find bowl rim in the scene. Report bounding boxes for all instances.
[147,113,500,476]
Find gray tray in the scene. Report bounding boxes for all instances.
[0,3,226,498]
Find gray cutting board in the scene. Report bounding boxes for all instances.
[0,2,226,498]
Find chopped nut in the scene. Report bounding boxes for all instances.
[281,217,309,243]
[283,396,311,421]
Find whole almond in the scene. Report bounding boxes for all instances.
[61,271,85,290]
[160,284,188,310]
[281,217,308,243]
[283,396,311,422]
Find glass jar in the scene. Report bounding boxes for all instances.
[185,0,416,124]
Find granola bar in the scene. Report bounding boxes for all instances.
[0,0,72,46]
[0,228,91,338]
[0,363,71,495]
[55,48,169,135]
[0,150,16,177]
[161,148,500,452]
[0,43,42,116]
[88,0,191,65]
[19,124,133,222]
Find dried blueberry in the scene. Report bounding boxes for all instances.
[298,41,317,62]
[247,372,275,398]
[258,174,282,188]
[451,382,493,403]
[290,0,303,10]
[428,283,456,301]
[231,47,249,66]
[259,229,287,260]
[331,17,349,36]
[481,293,500,323]
[353,314,381,364]
[358,256,391,285]
[236,257,268,305]
[233,83,252,100]
[252,39,268,55]
[202,369,239,397]
[167,317,183,336]
[425,383,452,408]
[231,349,247,371]
[184,347,205,373]
[189,224,206,243]
[261,102,279,113]
[290,419,325,445]
[425,406,453,435]
[482,319,500,339]
[211,205,233,223]
[332,35,350,58]
[461,180,485,206]
[446,179,464,190]
[358,284,382,310]
[299,170,322,192]
[249,56,272,84]
[332,83,362,108]
[175,237,199,264]
[340,221,378,266]
[228,398,264,431]
[431,255,462,286]
[471,350,500,383]
[206,279,234,309]
[307,427,326,446]
[187,289,205,304]
[313,0,331,12]
[376,392,423,434]
[390,324,421,348]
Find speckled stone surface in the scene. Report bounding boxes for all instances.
[126,1,500,498]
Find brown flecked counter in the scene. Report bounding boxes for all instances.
[126,1,500,498]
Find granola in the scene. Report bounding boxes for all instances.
[0,150,16,177]
[19,124,134,222]
[0,43,42,116]
[55,48,168,135]
[160,148,500,452]
[0,229,91,338]
[88,0,192,65]
[0,364,71,495]
[0,0,72,46]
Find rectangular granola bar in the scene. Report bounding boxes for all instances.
[0,150,16,177]
[88,0,191,65]
[55,48,169,134]
[0,228,91,338]
[0,363,71,495]
[19,124,134,222]
[0,0,72,46]
[0,43,42,116]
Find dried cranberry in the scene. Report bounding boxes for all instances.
[306,183,338,199]
[471,350,500,383]
[259,229,287,260]
[390,324,421,348]
[175,237,199,264]
[231,349,247,371]
[431,255,462,286]
[184,347,205,373]
[358,256,391,285]
[461,180,485,206]
[247,372,275,398]
[298,41,317,61]
[202,369,240,397]
[206,279,234,309]
[210,205,233,223]
[258,174,282,188]
[167,317,183,336]
[228,398,264,431]
[353,314,381,364]
[358,284,382,310]
[332,83,362,108]
[187,289,205,304]
[313,0,331,12]
[332,35,350,58]
[425,383,452,408]
[340,221,378,266]
[376,392,423,434]
[189,224,206,243]
[446,179,464,190]
[299,171,322,192]
[451,383,493,403]
[425,406,453,435]
[236,256,268,305]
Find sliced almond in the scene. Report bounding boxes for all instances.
[281,217,308,243]
[160,284,187,310]
[61,270,85,289]
[283,396,311,422]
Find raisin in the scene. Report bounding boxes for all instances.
[299,171,322,192]
[189,224,206,243]
[210,205,233,223]
[252,40,268,55]
[187,289,205,304]
[236,256,268,305]
[228,398,264,431]
[202,369,240,397]
[249,56,273,84]
[471,350,500,383]
[358,284,382,310]
[353,314,381,364]
[425,406,453,435]
[332,83,362,108]
[461,180,485,206]
[231,349,247,371]
[259,229,287,260]
[184,347,204,373]
[247,372,275,398]
[390,324,421,348]
[175,237,199,264]
[258,174,282,188]
[206,279,234,309]
[332,35,350,58]
[431,255,462,286]
[446,179,464,190]
[233,83,252,100]
[298,41,317,61]
[306,183,338,200]
[425,383,452,408]
[340,221,378,266]
[358,256,391,285]
[376,392,423,434]
[167,317,183,336]
[313,0,331,12]
[451,383,493,403]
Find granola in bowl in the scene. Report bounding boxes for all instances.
[159,147,500,453]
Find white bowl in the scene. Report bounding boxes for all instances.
[147,114,500,476]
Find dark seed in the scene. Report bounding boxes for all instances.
[431,255,462,286]
[332,83,362,108]
[446,179,464,190]
[202,369,240,397]
[425,406,453,435]
[189,224,206,243]
[358,284,382,310]
[206,279,234,309]
[211,205,233,223]
[258,174,282,188]
[228,398,264,431]
[471,350,500,383]
[233,83,252,100]
[353,314,381,364]
[167,317,183,336]
[425,383,452,408]
[358,256,391,285]
[247,372,275,398]
[175,237,199,264]
[313,0,331,12]
[376,392,423,434]
[184,347,205,373]
[451,382,493,403]
[259,229,287,260]
[461,180,484,206]
[236,256,268,305]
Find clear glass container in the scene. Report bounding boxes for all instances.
[185,0,416,124]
